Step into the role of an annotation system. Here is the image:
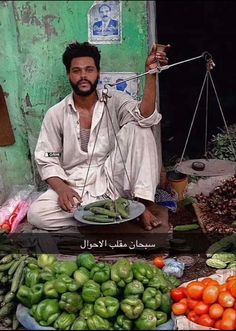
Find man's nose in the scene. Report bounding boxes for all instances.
[80,69,87,79]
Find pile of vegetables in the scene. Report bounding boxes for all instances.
[16,252,181,330]
[195,176,236,223]
[171,275,236,330]
[0,230,30,329]
[205,234,236,270]
[83,197,130,223]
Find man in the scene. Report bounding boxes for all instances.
[28,41,169,231]
[93,3,118,36]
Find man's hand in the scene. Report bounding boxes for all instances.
[145,43,171,71]
[47,177,82,212]
[57,186,82,212]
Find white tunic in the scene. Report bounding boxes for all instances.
[35,89,162,200]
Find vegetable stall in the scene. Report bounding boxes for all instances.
[0,229,236,331]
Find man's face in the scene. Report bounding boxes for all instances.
[99,5,111,22]
[69,57,100,96]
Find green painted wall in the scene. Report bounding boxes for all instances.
[0,0,149,202]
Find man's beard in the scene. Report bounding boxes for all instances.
[70,77,99,96]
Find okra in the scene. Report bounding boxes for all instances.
[12,313,19,330]
[11,260,25,293]
[84,199,111,210]
[90,207,118,218]
[0,260,15,271]
[174,224,200,231]
[8,255,27,276]
[0,302,14,318]
[114,202,129,219]
[2,291,15,305]
[0,254,13,264]
[83,215,114,223]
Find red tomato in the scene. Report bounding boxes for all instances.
[222,308,236,322]
[187,298,199,310]
[218,291,235,308]
[172,302,187,315]
[208,303,224,320]
[219,284,228,293]
[227,280,236,298]
[194,301,209,315]
[226,276,236,283]
[202,285,219,305]
[214,319,222,329]
[171,287,186,302]
[187,281,205,300]
[197,314,214,327]
[153,256,165,269]
[201,277,215,287]
[187,310,199,323]
[220,318,235,330]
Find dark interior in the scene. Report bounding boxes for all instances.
[156,0,236,165]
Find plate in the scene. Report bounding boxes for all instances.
[73,200,145,225]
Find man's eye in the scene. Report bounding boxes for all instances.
[87,68,95,73]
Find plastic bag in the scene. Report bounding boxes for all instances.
[0,185,34,225]
[16,304,55,330]
[162,258,185,278]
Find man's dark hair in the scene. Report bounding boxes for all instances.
[99,4,111,12]
[62,41,101,73]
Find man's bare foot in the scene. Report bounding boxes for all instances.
[139,207,162,231]
[138,203,169,231]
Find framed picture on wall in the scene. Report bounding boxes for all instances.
[88,1,122,44]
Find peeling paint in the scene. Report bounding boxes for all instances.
[20,2,41,26]
[25,93,32,107]
[42,15,58,39]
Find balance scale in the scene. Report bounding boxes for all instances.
[101,50,235,177]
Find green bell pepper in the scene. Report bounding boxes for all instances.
[53,260,78,277]
[142,287,162,310]
[37,254,57,269]
[59,292,83,313]
[159,293,172,314]
[124,280,144,297]
[43,279,67,298]
[25,268,40,288]
[57,274,80,292]
[135,308,157,330]
[156,311,167,326]
[87,314,111,330]
[16,284,43,308]
[73,267,90,288]
[101,280,118,297]
[79,303,94,319]
[54,312,76,330]
[114,315,133,330]
[111,258,133,287]
[168,275,181,288]
[76,252,96,270]
[82,280,101,302]
[40,270,55,282]
[94,296,119,318]
[90,262,111,283]
[132,262,154,284]
[71,317,88,330]
[120,296,144,319]
[148,275,169,293]
[31,298,60,326]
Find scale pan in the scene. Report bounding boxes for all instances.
[176,158,236,177]
[74,200,145,226]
